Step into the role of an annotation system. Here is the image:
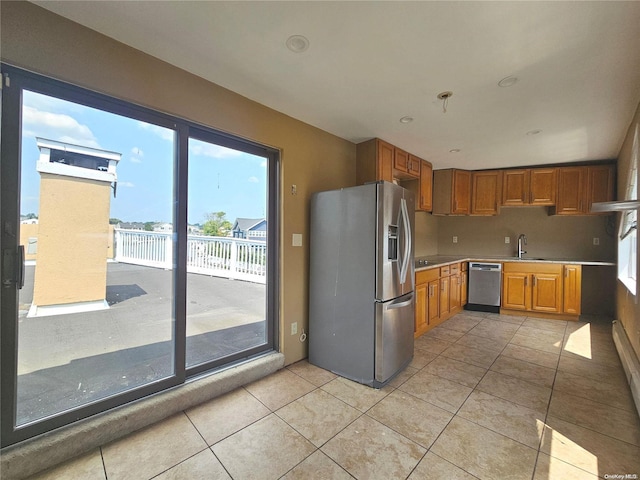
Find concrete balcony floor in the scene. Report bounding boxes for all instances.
[16,263,266,426]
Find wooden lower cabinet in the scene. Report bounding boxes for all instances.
[563,265,582,314]
[428,280,440,325]
[415,263,465,337]
[460,270,468,306]
[502,262,580,319]
[415,282,428,335]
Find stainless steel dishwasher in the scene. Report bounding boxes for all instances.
[467,262,502,313]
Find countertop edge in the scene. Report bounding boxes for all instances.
[415,256,616,271]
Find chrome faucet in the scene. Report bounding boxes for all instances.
[517,234,527,259]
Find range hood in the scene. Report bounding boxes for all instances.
[590,200,640,212]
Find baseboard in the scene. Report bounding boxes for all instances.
[612,320,640,418]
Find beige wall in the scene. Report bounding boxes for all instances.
[436,207,615,261]
[414,212,438,257]
[615,102,640,360]
[1,1,355,364]
[33,174,111,306]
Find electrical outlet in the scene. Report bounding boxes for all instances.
[593,237,600,246]
[291,322,298,336]
[505,237,510,244]
[452,236,458,244]
[292,234,303,247]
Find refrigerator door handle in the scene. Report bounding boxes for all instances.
[398,198,411,284]
[386,292,414,310]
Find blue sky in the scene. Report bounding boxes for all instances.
[21,90,267,225]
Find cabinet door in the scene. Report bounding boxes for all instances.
[530,168,557,205]
[460,271,468,306]
[377,139,395,182]
[439,277,450,316]
[563,265,582,315]
[531,273,562,313]
[415,282,428,334]
[472,170,501,215]
[449,274,461,311]
[408,154,421,177]
[586,164,615,214]
[502,170,529,206]
[394,148,409,173]
[502,272,529,310]
[452,170,471,214]
[419,160,433,212]
[555,167,586,214]
[428,280,440,325]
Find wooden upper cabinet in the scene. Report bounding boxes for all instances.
[502,168,556,206]
[433,169,471,215]
[551,164,615,215]
[394,148,409,173]
[408,154,421,177]
[502,170,529,206]
[529,168,557,205]
[471,170,502,215]
[419,160,433,212]
[586,164,616,213]
[394,150,420,180]
[553,167,586,215]
[356,138,394,184]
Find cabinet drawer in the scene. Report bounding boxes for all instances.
[416,268,439,284]
[450,263,460,274]
[440,265,450,276]
[503,262,562,275]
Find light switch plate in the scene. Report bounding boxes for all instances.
[505,237,510,244]
[292,233,303,247]
[452,236,458,244]
[593,237,600,245]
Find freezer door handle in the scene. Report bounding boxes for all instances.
[398,198,411,284]
[386,292,414,310]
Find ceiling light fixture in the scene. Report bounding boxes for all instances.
[449,149,461,153]
[498,76,518,87]
[437,91,453,113]
[526,129,542,136]
[286,35,310,53]
[399,116,414,124]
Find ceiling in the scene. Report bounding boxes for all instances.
[34,1,640,170]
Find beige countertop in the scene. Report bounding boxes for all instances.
[415,255,616,271]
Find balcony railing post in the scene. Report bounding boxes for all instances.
[230,239,238,277]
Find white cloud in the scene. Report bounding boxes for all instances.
[131,147,144,163]
[248,176,259,183]
[260,160,268,168]
[22,106,101,149]
[138,122,174,141]
[119,181,135,188]
[190,142,242,159]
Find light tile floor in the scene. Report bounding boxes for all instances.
[26,312,640,480]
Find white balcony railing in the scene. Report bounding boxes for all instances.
[114,229,266,284]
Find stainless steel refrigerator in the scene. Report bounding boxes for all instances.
[308,181,415,388]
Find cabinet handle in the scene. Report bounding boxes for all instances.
[533,275,537,287]
[524,277,528,287]
[565,267,569,278]
[441,281,445,291]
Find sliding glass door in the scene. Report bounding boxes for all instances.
[0,65,278,446]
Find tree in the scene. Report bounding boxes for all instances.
[109,218,122,225]
[203,211,232,237]
[24,213,38,219]
[144,222,155,231]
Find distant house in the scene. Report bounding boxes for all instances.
[187,224,202,235]
[232,218,266,242]
[117,222,145,231]
[153,223,173,232]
